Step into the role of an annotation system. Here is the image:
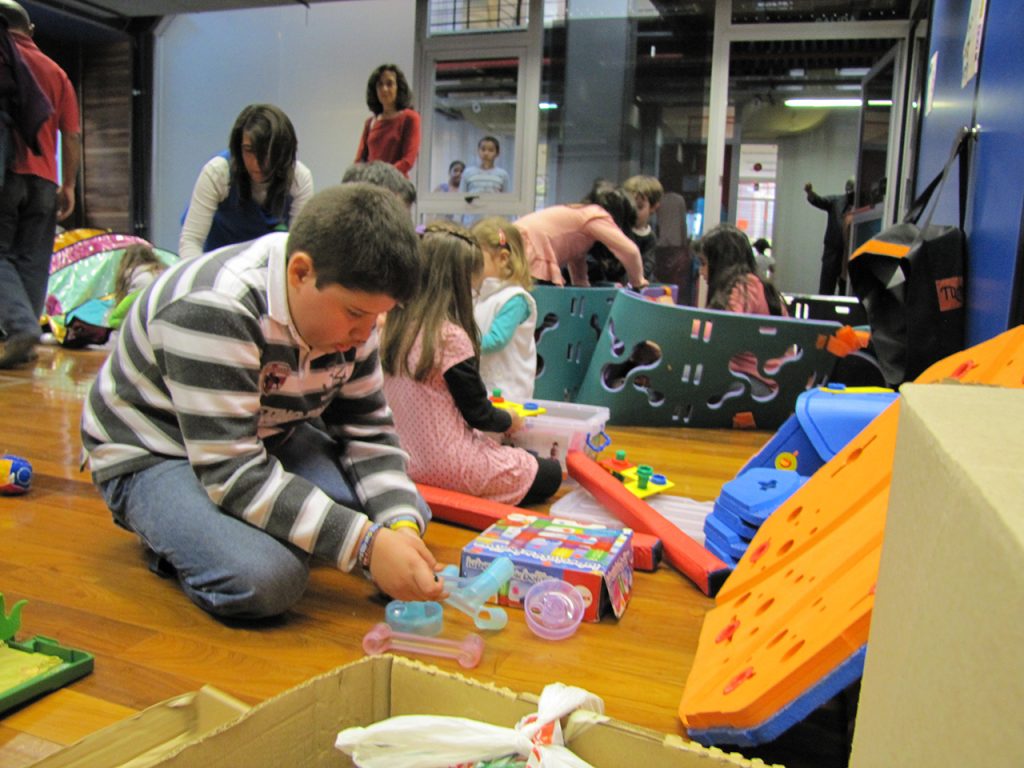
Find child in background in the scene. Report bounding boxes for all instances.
[108,244,169,329]
[381,222,561,506]
[623,175,663,281]
[435,160,465,193]
[113,244,165,304]
[516,186,648,289]
[752,237,776,283]
[462,136,510,195]
[697,224,788,396]
[700,224,785,316]
[470,217,537,402]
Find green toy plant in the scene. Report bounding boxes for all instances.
[0,593,27,643]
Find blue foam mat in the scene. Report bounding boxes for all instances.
[708,503,759,540]
[704,536,737,573]
[687,645,867,748]
[704,514,750,560]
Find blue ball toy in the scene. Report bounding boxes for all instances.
[1,454,32,495]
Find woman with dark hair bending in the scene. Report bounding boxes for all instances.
[179,103,314,260]
[355,63,421,177]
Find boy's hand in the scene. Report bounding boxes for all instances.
[367,527,446,602]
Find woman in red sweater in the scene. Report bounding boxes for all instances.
[355,63,421,178]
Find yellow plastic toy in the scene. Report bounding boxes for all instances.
[488,390,546,418]
[597,449,675,499]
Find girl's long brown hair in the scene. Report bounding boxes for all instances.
[113,244,163,304]
[381,221,483,382]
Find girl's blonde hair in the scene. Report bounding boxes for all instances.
[381,221,483,382]
[470,216,531,290]
[113,244,164,304]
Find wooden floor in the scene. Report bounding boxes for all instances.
[0,344,776,766]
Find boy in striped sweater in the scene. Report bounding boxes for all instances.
[81,184,445,619]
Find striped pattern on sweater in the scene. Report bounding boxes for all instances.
[81,233,423,570]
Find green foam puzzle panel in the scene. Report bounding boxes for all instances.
[575,291,842,429]
[532,286,620,402]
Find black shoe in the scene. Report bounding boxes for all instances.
[0,333,38,369]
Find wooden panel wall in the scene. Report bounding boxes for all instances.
[81,40,133,233]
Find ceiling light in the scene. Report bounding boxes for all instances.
[539,102,559,110]
[785,97,862,108]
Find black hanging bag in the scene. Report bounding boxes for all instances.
[848,128,972,386]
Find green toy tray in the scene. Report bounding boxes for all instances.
[0,635,95,716]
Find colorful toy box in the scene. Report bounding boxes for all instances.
[460,513,633,623]
[506,398,610,471]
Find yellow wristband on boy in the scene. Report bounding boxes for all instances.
[389,519,420,533]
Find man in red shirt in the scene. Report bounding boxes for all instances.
[0,0,80,369]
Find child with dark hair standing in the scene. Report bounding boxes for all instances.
[355,63,420,177]
[462,136,510,195]
[180,103,314,260]
[83,184,444,620]
[515,186,648,288]
[382,222,561,506]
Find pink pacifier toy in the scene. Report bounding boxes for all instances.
[362,623,485,669]
[523,579,585,640]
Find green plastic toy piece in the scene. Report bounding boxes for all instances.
[0,593,95,715]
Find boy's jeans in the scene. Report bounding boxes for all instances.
[99,423,418,619]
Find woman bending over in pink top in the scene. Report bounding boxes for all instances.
[697,224,789,397]
[381,222,562,506]
[514,186,649,289]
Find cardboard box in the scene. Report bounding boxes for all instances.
[31,686,250,767]
[850,384,1024,766]
[461,514,633,622]
[49,656,766,767]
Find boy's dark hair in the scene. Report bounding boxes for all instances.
[478,135,500,154]
[287,184,421,305]
[228,104,297,219]
[342,161,417,206]
[365,63,413,114]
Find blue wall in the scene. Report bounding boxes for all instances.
[918,0,1024,344]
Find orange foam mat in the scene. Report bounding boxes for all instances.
[679,400,900,742]
[914,324,1024,387]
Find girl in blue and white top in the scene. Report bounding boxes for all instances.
[179,104,314,260]
[470,216,537,402]
[462,136,511,195]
